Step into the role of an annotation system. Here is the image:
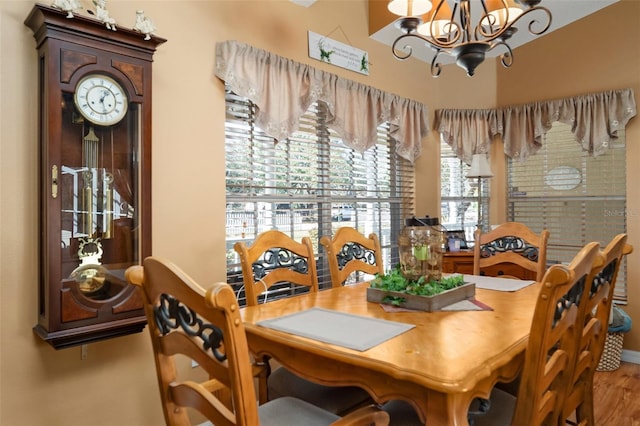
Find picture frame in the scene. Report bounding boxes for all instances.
[446,230,468,251]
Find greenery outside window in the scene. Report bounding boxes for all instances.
[225,90,414,305]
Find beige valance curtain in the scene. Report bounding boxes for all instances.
[435,89,637,163]
[215,40,429,163]
[433,108,500,164]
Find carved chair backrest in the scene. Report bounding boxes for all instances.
[320,227,384,287]
[512,242,601,426]
[234,230,318,306]
[562,234,633,424]
[126,257,260,426]
[474,222,550,281]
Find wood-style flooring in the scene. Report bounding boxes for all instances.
[271,360,640,424]
[592,362,640,425]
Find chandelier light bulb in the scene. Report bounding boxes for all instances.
[388,0,433,17]
[417,0,453,38]
[482,0,523,26]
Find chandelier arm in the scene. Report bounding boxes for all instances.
[460,0,472,43]
[476,15,507,40]
[509,6,552,36]
[392,28,462,55]
[430,49,444,77]
[475,6,508,40]
[492,41,514,68]
[437,0,457,25]
[428,30,463,49]
[474,5,552,44]
[480,0,510,35]
[423,0,462,47]
[391,33,416,60]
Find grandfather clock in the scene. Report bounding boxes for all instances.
[25,4,166,349]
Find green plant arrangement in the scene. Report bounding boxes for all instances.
[367,265,472,311]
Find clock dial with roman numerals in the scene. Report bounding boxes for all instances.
[74,74,128,126]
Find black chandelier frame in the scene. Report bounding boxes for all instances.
[391,0,552,77]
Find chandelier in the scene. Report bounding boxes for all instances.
[387,0,552,77]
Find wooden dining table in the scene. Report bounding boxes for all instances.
[241,279,542,426]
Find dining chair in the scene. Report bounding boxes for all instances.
[474,241,602,426]
[126,257,389,426]
[382,241,602,426]
[473,222,550,281]
[234,230,372,415]
[234,229,319,306]
[562,234,633,426]
[320,227,384,287]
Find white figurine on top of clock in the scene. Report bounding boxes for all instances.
[51,0,82,18]
[93,0,117,31]
[133,10,156,40]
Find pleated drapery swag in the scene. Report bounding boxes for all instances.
[215,40,429,163]
[434,89,637,163]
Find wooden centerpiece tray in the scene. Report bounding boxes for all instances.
[366,270,475,312]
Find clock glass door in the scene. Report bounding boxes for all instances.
[59,92,140,301]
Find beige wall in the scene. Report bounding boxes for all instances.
[0,0,637,425]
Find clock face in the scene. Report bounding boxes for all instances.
[74,74,128,126]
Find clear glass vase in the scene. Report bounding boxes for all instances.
[398,217,446,282]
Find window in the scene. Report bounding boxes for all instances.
[507,122,628,302]
[440,139,489,243]
[225,90,414,304]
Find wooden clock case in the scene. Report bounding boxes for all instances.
[25,4,166,349]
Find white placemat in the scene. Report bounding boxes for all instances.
[257,307,415,351]
[379,298,493,312]
[460,274,536,291]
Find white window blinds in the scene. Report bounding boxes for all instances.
[507,122,628,302]
[225,91,414,305]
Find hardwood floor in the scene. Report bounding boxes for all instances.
[592,362,640,425]
[269,361,640,425]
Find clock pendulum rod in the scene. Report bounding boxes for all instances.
[83,126,99,168]
[101,128,114,239]
[82,126,99,236]
[104,171,113,239]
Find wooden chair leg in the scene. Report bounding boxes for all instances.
[575,382,595,426]
[253,358,270,405]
